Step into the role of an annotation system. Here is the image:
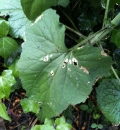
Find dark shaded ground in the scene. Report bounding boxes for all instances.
[0,87,119,130]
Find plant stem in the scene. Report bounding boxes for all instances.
[69,13,120,51]
[102,0,110,28]
[111,13,120,26]
[111,66,120,82]
[102,2,120,82]
[65,25,86,39]
[69,26,113,51]
[65,33,77,42]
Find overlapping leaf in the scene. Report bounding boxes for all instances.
[18,9,113,121]
[0,103,11,121]
[0,70,16,99]
[96,79,120,124]
[0,19,9,38]
[111,29,120,48]
[20,98,40,114]
[0,37,18,58]
[21,0,70,21]
[0,0,31,38]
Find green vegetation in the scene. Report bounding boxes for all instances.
[0,0,120,129]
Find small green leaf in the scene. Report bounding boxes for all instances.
[56,124,72,130]
[80,104,88,111]
[91,123,97,128]
[55,116,66,125]
[44,118,54,126]
[20,98,40,114]
[0,0,31,38]
[96,78,120,124]
[0,102,11,121]
[111,29,120,48]
[55,116,72,130]
[93,113,101,119]
[31,125,55,130]
[0,19,9,38]
[98,124,103,129]
[21,0,70,21]
[0,70,16,99]
[40,125,55,130]
[31,125,41,130]
[0,37,18,58]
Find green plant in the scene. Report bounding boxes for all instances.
[0,18,18,121]
[31,116,72,130]
[91,123,103,130]
[0,0,120,127]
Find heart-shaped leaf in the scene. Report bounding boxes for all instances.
[0,19,9,38]
[0,37,18,58]
[18,9,113,121]
[96,78,120,124]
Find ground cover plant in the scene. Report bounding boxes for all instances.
[0,0,120,129]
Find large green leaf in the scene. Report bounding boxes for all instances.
[96,79,120,124]
[0,37,18,58]
[0,102,11,121]
[0,70,16,99]
[0,19,9,38]
[18,9,113,121]
[0,0,31,38]
[21,0,70,21]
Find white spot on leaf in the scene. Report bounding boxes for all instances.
[44,55,48,62]
[68,68,71,71]
[50,54,52,57]
[62,63,66,68]
[78,46,84,49]
[88,81,90,84]
[101,51,107,56]
[72,58,78,66]
[64,59,68,63]
[80,66,89,74]
[50,70,54,76]
[62,59,69,68]
[69,59,72,64]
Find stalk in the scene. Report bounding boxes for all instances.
[111,66,120,82]
[70,26,113,51]
[59,7,79,31]
[70,13,120,51]
[65,25,86,39]
[111,13,120,26]
[102,0,110,28]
